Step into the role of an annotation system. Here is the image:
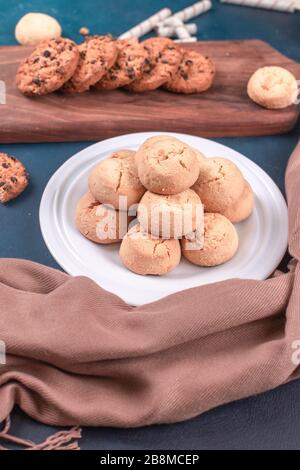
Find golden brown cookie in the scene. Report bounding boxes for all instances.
[76,192,131,243]
[120,224,181,276]
[138,189,203,238]
[63,35,118,93]
[192,157,245,215]
[0,153,29,203]
[88,149,145,210]
[95,38,148,90]
[16,38,79,96]
[223,180,254,223]
[135,135,200,195]
[182,213,238,267]
[164,49,215,94]
[192,148,207,164]
[126,38,182,92]
[247,66,298,110]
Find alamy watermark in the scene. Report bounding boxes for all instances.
[94,195,204,249]
[0,76,299,105]
[0,340,6,365]
[0,80,6,105]
[295,80,300,105]
[291,340,300,366]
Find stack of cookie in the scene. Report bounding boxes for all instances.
[76,135,254,276]
[120,136,203,275]
[16,36,215,96]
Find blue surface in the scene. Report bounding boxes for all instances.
[0,0,300,450]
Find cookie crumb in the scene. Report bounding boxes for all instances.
[79,27,90,36]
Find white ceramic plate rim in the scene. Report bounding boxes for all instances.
[39,132,288,306]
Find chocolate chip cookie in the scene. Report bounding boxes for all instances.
[95,38,148,91]
[16,38,79,96]
[127,38,182,93]
[0,153,29,203]
[164,49,215,94]
[63,35,118,93]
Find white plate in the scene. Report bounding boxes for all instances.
[40,132,288,306]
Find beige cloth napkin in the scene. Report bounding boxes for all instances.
[0,141,299,428]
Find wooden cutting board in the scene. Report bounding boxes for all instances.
[0,39,299,143]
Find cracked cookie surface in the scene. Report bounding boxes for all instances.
[222,180,254,223]
[138,188,203,238]
[76,191,131,243]
[126,37,182,92]
[16,37,79,96]
[192,157,245,215]
[182,213,238,267]
[164,49,215,94]
[247,66,298,109]
[135,135,201,195]
[95,38,148,90]
[88,149,145,209]
[120,223,181,276]
[0,153,29,203]
[63,35,118,93]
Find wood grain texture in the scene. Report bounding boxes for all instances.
[0,39,299,143]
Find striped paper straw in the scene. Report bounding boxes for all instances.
[173,0,212,21]
[119,8,172,39]
[220,0,296,13]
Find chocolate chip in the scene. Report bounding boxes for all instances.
[3,184,12,191]
[2,162,10,168]
[33,57,40,64]
[43,50,51,58]
[127,68,135,79]
[111,75,117,81]
[10,176,18,183]
[80,51,86,60]
[32,78,43,86]
[0,182,4,187]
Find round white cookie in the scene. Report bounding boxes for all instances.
[247,66,298,110]
[15,13,62,46]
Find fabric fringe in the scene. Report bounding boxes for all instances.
[0,416,82,450]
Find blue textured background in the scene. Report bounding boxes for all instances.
[0,0,299,450]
